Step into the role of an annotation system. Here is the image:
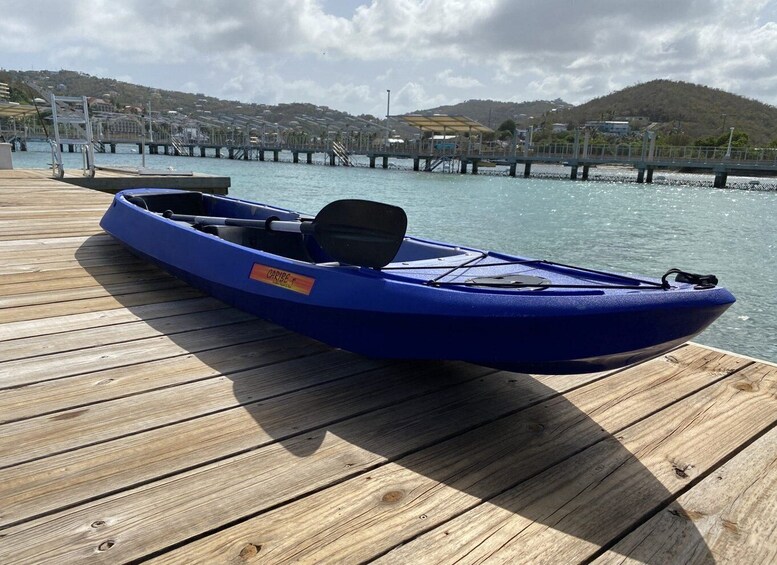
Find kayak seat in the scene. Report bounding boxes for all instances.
[127,192,206,216]
[199,225,314,262]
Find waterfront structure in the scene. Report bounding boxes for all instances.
[4,104,777,187]
[585,120,631,136]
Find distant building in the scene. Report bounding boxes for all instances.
[107,116,144,136]
[616,116,650,127]
[87,97,114,113]
[552,123,568,133]
[585,120,630,136]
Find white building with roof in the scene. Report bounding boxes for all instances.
[585,121,631,135]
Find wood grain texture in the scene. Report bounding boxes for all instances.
[1,173,776,565]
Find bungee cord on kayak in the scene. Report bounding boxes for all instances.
[383,253,716,291]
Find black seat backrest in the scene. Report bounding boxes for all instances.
[127,192,205,215]
[199,225,313,262]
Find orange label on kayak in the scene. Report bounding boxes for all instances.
[249,263,315,295]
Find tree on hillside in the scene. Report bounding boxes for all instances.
[694,130,749,147]
[496,119,516,141]
[497,119,516,134]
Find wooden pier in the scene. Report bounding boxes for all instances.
[5,166,230,195]
[15,130,777,187]
[1,171,776,563]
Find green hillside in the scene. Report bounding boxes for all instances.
[3,70,776,145]
[0,69,380,131]
[554,80,777,146]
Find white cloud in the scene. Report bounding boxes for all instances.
[436,70,484,89]
[2,0,777,115]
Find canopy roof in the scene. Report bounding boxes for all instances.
[399,114,492,134]
[0,102,41,119]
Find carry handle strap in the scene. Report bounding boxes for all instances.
[661,268,719,290]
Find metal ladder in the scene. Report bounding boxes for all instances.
[331,141,354,166]
[170,136,187,156]
[49,94,95,178]
[426,156,454,172]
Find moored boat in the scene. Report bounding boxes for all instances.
[100,188,735,374]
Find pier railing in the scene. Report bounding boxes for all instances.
[466,142,777,167]
[12,128,777,168]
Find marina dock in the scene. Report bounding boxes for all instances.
[6,166,230,195]
[1,171,776,563]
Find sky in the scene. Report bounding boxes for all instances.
[2,0,777,117]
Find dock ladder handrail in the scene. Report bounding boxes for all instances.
[331,141,354,166]
[170,136,187,156]
[426,156,456,172]
[49,94,96,179]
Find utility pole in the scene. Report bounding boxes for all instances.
[385,89,391,147]
[725,127,735,159]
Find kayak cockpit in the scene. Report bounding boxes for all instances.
[125,190,325,262]
[123,190,471,266]
[125,190,299,222]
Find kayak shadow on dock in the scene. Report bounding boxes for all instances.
[75,236,714,563]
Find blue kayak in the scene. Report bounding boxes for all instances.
[100,188,735,374]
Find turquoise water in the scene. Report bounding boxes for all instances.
[12,146,777,365]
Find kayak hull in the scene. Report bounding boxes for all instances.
[100,189,736,374]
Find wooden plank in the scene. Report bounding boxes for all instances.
[2,172,773,564]
[0,296,228,341]
[0,246,127,265]
[0,278,193,313]
[0,263,161,287]
[593,424,777,564]
[0,334,330,464]
[0,357,485,528]
[0,318,287,388]
[145,345,751,564]
[0,285,205,323]
[0,219,104,230]
[0,246,136,266]
[0,234,112,250]
[0,258,142,276]
[0,228,105,241]
[0,363,593,563]
[0,191,109,203]
[0,333,325,422]
[0,218,104,230]
[0,208,108,221]
[0,267,173,297]
[373,361,777,564]
[0,307,254,363]
[0,349,406,468]
[0,253,144,275]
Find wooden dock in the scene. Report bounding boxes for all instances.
[5,166,230,195]
[1,171,776,564]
